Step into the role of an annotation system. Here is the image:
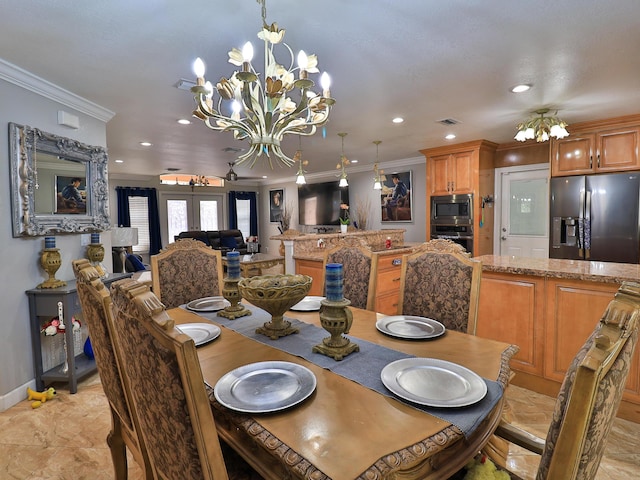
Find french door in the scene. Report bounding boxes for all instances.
[159,193,224,245]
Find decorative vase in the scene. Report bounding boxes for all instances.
[38,248,66,289]
[313,298,360,361]
[340,224,348,234]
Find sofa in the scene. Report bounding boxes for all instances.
[175,229,254,255]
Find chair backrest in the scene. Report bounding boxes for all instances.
[537,281,640,480]
[151,238,224,308]
[71,259,152,479]
[322,238,376,310]
[398,239,481,334]
[109,278,230,480]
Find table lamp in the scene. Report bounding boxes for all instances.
[111,227,139,274]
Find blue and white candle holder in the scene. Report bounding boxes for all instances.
[90,233,101,244]
[226,251,241,279]
[325,263,344,301]
[44,236,56,249]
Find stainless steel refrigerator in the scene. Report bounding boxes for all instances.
[550,172,640,263]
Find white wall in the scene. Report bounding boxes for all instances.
[0,76,110,410]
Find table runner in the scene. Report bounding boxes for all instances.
[185,304,503,437]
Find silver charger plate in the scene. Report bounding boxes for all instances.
[176,323,221,347]
[376,315,446,339]
[290,296,325,312]
[214,361,317,413]
[186,296,230,312]
[381,358,487,408]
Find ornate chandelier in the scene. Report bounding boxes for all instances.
[514,108,569,142]
[190,0,334,169]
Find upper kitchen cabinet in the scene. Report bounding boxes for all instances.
[429,150,474,195]
[551,114,640,176]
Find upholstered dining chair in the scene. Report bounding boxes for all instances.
[151,238,224,308]
[109,278,263,480]
[452,281,640,480]
[398,239,481,334]
[71,259,153,480]
[322,237,377,310]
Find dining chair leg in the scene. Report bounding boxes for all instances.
[106,410,129,480]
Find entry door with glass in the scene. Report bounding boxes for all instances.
[497,166,549,258]
[162,193,224,245]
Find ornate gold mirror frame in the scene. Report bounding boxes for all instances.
[8,122,110,237]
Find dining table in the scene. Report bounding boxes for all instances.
[169,301,518,480]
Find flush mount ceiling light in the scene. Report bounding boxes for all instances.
[372,140,386,190]
[511,84,532,93]
[189,0,334,169]
[515,108,569,142]
[336,132,349,187]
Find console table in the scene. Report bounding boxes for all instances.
[26,272,131,393]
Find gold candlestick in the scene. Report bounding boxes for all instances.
[86,242,106,277]
[313,298,359,361]
[217,277,251,320]
[38,248,66,289]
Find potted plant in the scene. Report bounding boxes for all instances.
[340,203,350,233]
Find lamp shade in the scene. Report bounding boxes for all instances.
[111,227,139,247]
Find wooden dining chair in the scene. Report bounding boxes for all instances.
[398,239,481,334]
[151,238,224,308]
[453,281,640,480]
[109,278,264,480]
[71,259,153,480]
[322,237,377,310]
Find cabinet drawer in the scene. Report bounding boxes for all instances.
[32,293,80,317]
[376,268,402,295]
[377,255,404,271]
[375,291,400,316]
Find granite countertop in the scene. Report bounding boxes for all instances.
[477,255,640,284]
[294,243,419,261]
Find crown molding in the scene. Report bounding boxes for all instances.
[0,58,114,123]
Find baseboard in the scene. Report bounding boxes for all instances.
[0,379,36,412]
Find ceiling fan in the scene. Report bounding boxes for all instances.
[224,162,263,182]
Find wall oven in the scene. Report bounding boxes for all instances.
[431,194,473,225]
[431,224,474,255]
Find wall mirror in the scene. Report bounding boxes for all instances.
[9,122,110,237]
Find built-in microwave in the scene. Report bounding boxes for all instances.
[431,194,473,225]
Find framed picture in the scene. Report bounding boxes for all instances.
[381,170,412,222]
[269,188,284,223]
[55,175,87,214]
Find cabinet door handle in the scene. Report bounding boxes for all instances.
[597,154,600,168]
[393,277,401,282]
[589,155,593,169]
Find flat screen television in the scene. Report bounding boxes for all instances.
[298,182,349,225]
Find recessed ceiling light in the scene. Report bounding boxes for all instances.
[445,134,456,140]
[351,159,359,164]
[262,175,268,179]
[114,159,124,163]
[392,117,404,124]
[139,141,152,147]
[511,84,532,93]
[177,119,191,125]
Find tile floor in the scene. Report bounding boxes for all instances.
[1,374,639,479]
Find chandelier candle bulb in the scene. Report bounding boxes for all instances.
[325,263,344,302]
[227,251,241,279]
[193,58,206,86]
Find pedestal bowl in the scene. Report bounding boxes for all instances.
[238,274,312,339]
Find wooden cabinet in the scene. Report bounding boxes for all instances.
[373,253,404,315]
[477,270,640,421]
[295,258,324,296]
[551,115,640,176]
[422,140,498,256]
[477,272,545,376]
[429,151,474,195]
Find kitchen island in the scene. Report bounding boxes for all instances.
[476,255,640,422]
[272,229,417,315]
